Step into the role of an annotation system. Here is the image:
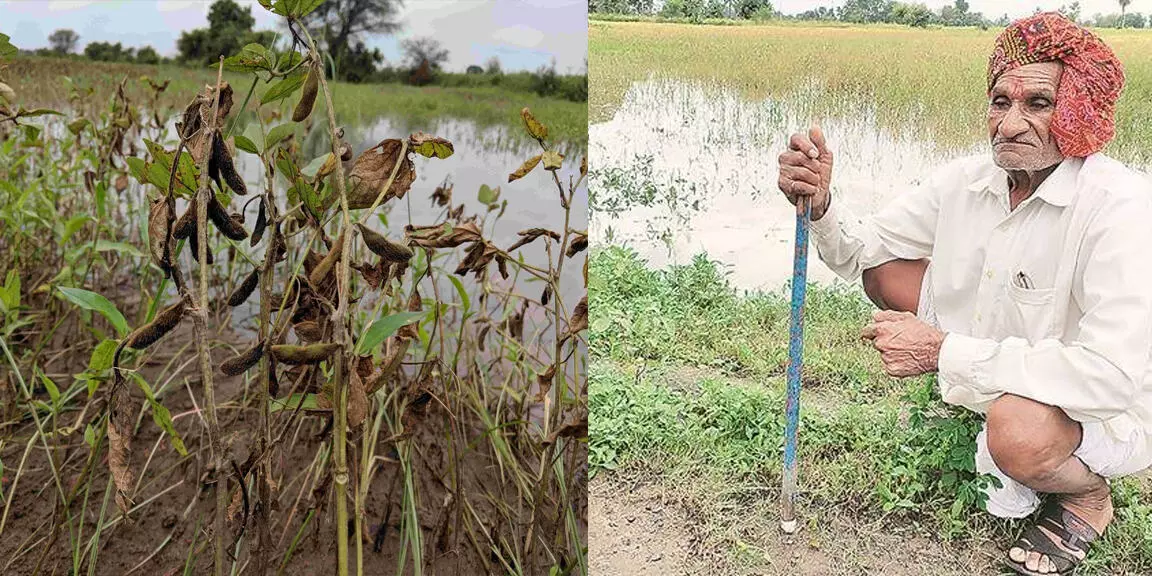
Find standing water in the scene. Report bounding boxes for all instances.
[589,78,985,291]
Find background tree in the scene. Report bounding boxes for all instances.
[485,56,502,75]
[177,0,275,64]
[135,46,161,64]
[84,41,134,62]
[1119,0,1132,27]
[48,29,79,55]
[339,41,385,83]
[298,0,403,80]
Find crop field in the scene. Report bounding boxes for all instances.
[590,20,1152,162]
[588,20,1152,576]
[5,55,588,147]
[0,12,587,576]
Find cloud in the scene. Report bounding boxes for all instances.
[491,25,546,50]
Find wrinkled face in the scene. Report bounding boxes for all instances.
[987,61,1065,171]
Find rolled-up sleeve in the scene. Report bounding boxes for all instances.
[811,170,945,282]
[938,192,1152,422]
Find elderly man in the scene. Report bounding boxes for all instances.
[777,12,1152,576]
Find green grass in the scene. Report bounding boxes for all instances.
[3,55,587,145]
[589,21,1152,163]
[588,246,1152,574]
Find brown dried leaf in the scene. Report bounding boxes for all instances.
[520,107,548,141]
[566,232,588,258]
[533,364,557,403]
[107,387,136,514]
[347,139,416,210]
[543,411,588,446]
[569,296,588,336]
[508,154,542,183]
[431,179,452,207]
[507,227,560,252]
[405,221,482,249]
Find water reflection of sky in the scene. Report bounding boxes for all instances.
[591,78,1149,291]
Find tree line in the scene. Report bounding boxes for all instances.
[592,0,1152,29]
[32,0,586,102]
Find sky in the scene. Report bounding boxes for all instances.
[775,0,1152,18]
[0,0,588,73]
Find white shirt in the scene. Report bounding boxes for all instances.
[811,153,1152,443]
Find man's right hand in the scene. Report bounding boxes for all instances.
[778,126,834,220]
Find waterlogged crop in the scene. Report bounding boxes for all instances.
[0,8,586,576]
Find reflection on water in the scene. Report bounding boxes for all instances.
[589,78,984,291]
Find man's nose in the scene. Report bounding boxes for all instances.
[997,104,1029,140]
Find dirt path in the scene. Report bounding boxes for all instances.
[590,474,1006,576]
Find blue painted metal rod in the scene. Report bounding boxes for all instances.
[780,196,811,534]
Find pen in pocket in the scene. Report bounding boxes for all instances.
[1014,271,1034,289]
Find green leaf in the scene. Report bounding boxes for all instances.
[293,0,325,17]
[270,392,321,413]
[57,287,128,337]
[129,373,187,456]
[67,118,90,135]
[356,311,429,355]
[61,215,93,246]
[261,71,306,105]
[243,122,265,155]
[0,33,17,59]
[478,184,501,205]
[95,240,144,258]
[38,369,60,407]
[300,153,332,179]
[84,424,96,449]
[234,134,259,155]
[276,50,303,71]
[16,107,64,118]
[409,134,454,159]
[125,156,149,186]
[447,274,470,315]
[264,123,295,151]
[222,43,273,73]
[88,339,118,373]
[0,269,19,312]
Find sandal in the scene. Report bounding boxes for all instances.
[1005,501,1100,575]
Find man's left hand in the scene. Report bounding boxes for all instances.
[860,310,945,377]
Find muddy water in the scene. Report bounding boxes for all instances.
[589,78,983,291]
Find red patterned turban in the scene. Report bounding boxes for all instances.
[988,12,1125,157]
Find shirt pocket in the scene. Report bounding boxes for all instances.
[999,281,1057,343]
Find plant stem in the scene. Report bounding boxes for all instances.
[189,58,229,576]
[299,24,352,576]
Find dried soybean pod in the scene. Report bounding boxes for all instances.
[294,320,323,343]
[189,233,215,265]
[541,284,552,306]
[293,65,318,123]
[221,340,264,376]
[173,199,197,240]
[148,198,171,274]
[211,130,247,196]
[229,268,260,307]
[356,223,412,263]
[308,231,345,287]
[125,300,185,350]
[208,194,248,241]
[250,198,267,247]
[270,342,341,365]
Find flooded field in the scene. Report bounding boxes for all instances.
[590,77,1152,291]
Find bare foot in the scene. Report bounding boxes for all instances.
[1008,486,1113,574]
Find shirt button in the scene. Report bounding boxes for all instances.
[985,270,994,279]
